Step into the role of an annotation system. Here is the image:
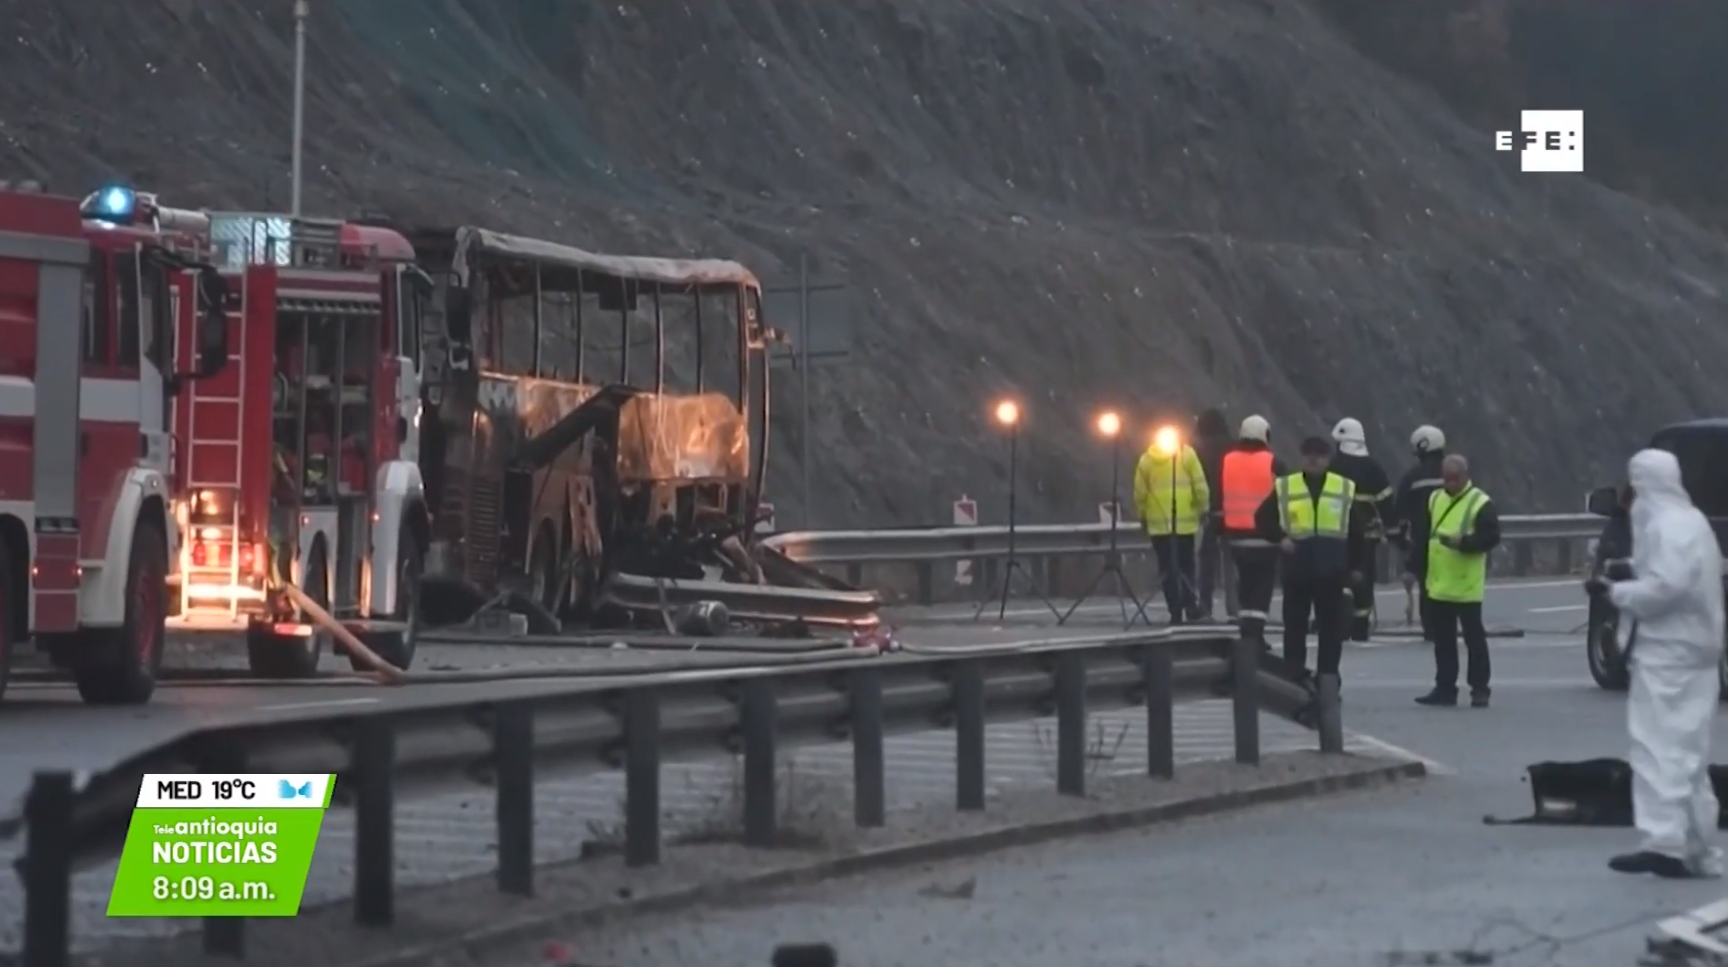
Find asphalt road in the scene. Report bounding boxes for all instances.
[0,578,1583,810]
[514,585,1728,967]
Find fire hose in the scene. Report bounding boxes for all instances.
[281,582,407,685]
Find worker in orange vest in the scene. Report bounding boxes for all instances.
[1219,415,1289,645]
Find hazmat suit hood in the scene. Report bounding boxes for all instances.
[1609,448,1725,667]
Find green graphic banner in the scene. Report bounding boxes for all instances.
[107,773,335,918]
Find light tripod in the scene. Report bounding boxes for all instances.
[1061,411,1144,627]
[1129,424,1202,627]
[974,399,1061,623]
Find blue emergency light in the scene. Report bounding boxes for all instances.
[88,185,136,222]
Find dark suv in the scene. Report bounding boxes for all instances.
[1583,419,1728,693]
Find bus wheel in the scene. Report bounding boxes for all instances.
[247,546,327,679]
[352,529,422,672]
[75,520,167,705]
[528,522,562,615]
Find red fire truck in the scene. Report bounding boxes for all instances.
[80,188,432,680]
[0,183,231,705]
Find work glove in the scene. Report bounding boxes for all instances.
[1584,576,1612,601]
[1604,560,1635,582]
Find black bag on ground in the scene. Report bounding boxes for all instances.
[1484,758,1728,827]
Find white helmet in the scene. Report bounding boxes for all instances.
[1331,417,1365,447]
[1238,415,1270,444]
[1410,425,1445,455]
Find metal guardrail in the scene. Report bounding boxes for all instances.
[762,514,1602,603]
[8,629,1329,964]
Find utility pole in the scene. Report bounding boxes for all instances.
[290,0,309,217]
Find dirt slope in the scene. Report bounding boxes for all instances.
[4,0,1726,526]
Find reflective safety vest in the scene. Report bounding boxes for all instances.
[1426,485,1491,603]
[1276,472,1355,541]
[1221,450,1276,530]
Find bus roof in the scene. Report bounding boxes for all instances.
[449,226,759,289]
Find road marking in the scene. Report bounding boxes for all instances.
[258,697,381,712]
[1347,733,1457,776]
[1528,604,1586,614]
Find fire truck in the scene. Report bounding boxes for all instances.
[80,187,431,680]
[0,183,231,705]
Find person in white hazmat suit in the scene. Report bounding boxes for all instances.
[1591,449,1725,878]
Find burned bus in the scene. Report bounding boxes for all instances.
[407,226,874,629]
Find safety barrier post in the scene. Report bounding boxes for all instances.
[741,679,778,846]
[21,771,73,967]
[1316,675,1344,754]
[623,688,661,867]
[1230,636,1260,765]
[1141,647,1175,779]
[952,661,986,810]
[1055,651,1087,797]
[353,719,395,927]
[494,701,535,894]
[849,667,886,827]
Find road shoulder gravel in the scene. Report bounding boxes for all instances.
[103,751,1423,967]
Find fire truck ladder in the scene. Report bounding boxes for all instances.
[181,284,248,620]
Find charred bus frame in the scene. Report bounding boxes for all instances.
[410,226,772,620]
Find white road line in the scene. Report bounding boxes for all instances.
[1528,604,1587,614]
[258,697,381,712]
[1347,733,1457,776]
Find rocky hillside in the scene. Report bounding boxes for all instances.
[4,0,1725,526]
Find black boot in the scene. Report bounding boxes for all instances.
[1415,688,1457,707]
[1609,851,1697,878]
[1349,615,1372,642]
[1470,688,1490,708]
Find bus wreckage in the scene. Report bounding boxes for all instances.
[407,225,877,632]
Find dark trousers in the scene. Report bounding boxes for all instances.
[1346,540,1377,641]
[1150,534,1197,619]
[1403,550,1435,641]
[1230,543,1278,640]
[1430,599,1491,693]
[1196,522,1221,615]
[1283,575,1347,678]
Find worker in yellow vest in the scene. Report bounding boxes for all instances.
[1255,435,1367,684]
[1415,453,1502,708]
[1133,424,1210,624]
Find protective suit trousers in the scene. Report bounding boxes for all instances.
[1630,655,1723,868]
[1346,539,1377,642]
[1283,575,1346,679]
[1229,542,1278,644]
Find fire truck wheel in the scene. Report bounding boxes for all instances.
[73,520,167,706]
[350,530,422,672]
[246,546,327,679]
